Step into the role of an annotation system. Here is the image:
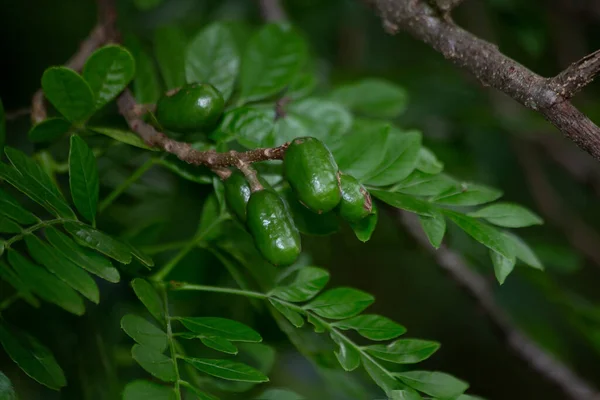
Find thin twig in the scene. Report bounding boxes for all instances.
[398,211,600,400]
[552,49,600,98]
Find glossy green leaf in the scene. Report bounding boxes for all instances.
[394,172,456,197]
[131,344,176,382]
[25,235,99,303]
[201,337,238,355]
[28,118,71,143]
[8,250,84,315]
[333,314,406,341]
[0,189,37,225]
[2,147,75,218]
[132,278,165,324]
[155,25,186,90]
[307,313,327,333]
[418,211,446,249]
[468,203,543,228]
[305,287,374,319]
[269,298,304,328]
[186,23,239,100]
[126,35,161,104]
[281,188,340,236]
[371,190,434,217]
[255,388,304,400]
[123,380,175,400]
[88,126,157,150]
[83,45,135,109]
[331,333,360,371]
[393,371,469,399]
[64,222,132,264]
[45,227,120,283]
[121,314,168,352]
[0,260,39,308]
[365,339,440,364]
[330,78,407,118]
[0,216,20,234]
[0,323,66,390]
[431,184,502,206]
[240,24,307,102]
[270,266,330,302]
[416,148,443,174]
[333,121,389,179]
[445,211,512,259]
[390,390,423,400]
[502,232,543,270]
[288,71,317,99]
[178,317,261,342]
[365,130,422,186]
[41,67,95,122]
[218,106,275,148]
[0,371,16,400]
[360,354,402,394]
[183,357,269,383]
[69,135,99,224]
[490,250,516,285]
[349,204,378,242]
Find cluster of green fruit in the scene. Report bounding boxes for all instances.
[155,83,375,267]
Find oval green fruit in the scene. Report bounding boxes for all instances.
[156,83,225,133]
[223,170,272,222]
[246,190,301,266]
[338,173,373,222]
[283,137,341,213]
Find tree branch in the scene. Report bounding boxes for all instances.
[398,211,600,400]
[367,0,600,162]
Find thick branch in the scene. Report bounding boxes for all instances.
[368,0,600,161]
[398,211,600,400]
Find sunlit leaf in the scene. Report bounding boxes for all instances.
[393,371,469,399]
[469,203,543,228]
[366,339,440,364]
[270,266,330,302]
[333,314,406,341]
[330,333,360,371]
[269,298,304,328]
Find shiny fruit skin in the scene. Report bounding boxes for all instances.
[338,173,372,222]
[246,190,301,266]
[223,170,271,222]
[283,137,341,213]
[156,83,225,133]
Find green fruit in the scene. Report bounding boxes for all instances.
[223,170,272,222]
[246,190,301,266]
[283,137,341,213]
[156,83,225,133]
[338,173,373,222]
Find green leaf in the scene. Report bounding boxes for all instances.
[121,314,168,352]
[306,313,327,333]
[69,135,99,224]
[270,266,330,302]
[331,333,360,371]
[431,184,502,206]
[25,235,99,303]
[502,232,543,270]
[0,98,4,150]
[0,189,37,225]
[83,45,135,109]
[184,357,269,383]
[2,147,75,218]
[371,190,434,217]
[468,203,543,228]
[416,148,444,174]
[255,388,304,400]
[365,339,440,364]
[41,67,95,122]
[269,298,304,328]
[127,241,154,268]
[88,126,157,150]
[125,35,161,104]
[333,121,389,180]
[288,71,316,99]
[349,205,378,242]
[390,390,423,400]
[444,211,512,259]
[394,172,456,197]
[186,23,239,101]
[490,250,516,285]
[393,371,469,399]
[218,106,275,148]
[28,118,71,143]
[330,78,407,118]
[64,222,132,264]
[131,344,176,382]
[240,24,307,102]
[360,354,402,394]
[365,130,422,186]
[333,314,406,341]
[0,323,66,390]
[281,188,340,236]
[0,260,39,308]
[45,227,120,283]
[132,278,165,324]
[305,287,374,319]
[201,337,238,355]
[155,26,186,90]
[178,317,262,342]
[123,380,175,400]
[0,371,16,400]
[418,211,446,249]
[182,384,219,400]
[8,250,84,315]
[0,216,21,234]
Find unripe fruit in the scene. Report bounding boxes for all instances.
[223,170,271,222]
[337,173,373,222]
[156,83,225,133]
[283,137,341,213]
[246,189,301,266]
